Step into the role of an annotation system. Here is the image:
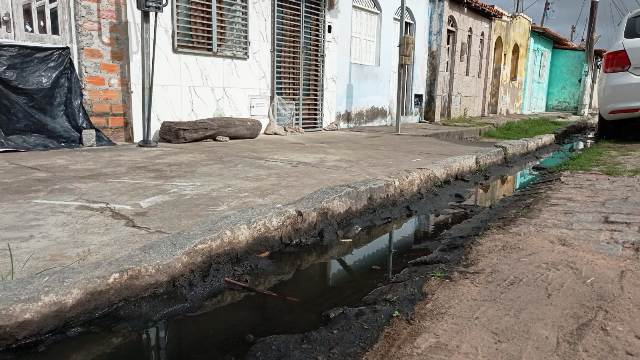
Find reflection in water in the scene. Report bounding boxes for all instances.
[11,144,585,360]
[142,323,168,360]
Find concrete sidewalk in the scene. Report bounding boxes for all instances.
[1,124,490,280]
[0,122,556,345]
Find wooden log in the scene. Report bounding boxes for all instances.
[159,117,262,143]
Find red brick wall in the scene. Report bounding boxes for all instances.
[74,0,131,142]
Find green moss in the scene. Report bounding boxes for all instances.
[557,142,640,177]
[482,118,566,140]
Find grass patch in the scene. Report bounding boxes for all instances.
[557,141,640,176]
[482,117,565,140]
[442,115,489,128]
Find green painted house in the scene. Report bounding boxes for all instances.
[522,25,602,114]
[546,49,588,112]
[522,31,554,113]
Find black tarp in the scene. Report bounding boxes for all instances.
[0,44,114,151]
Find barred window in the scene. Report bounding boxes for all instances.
[174,0,249,58]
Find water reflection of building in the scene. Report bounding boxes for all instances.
[473,175,516,207]
[328,218,418,286]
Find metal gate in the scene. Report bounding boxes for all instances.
[273,0,326,130]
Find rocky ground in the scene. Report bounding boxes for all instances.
[366,170,640,359]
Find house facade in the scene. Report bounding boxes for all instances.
[2,0,588,144]
[522,25,604,114]
[425,0,503,123]
[486,13,531,115]
[522,31,553,114]
[330,0,429,128]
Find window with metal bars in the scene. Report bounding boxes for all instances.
[173,0,249,58]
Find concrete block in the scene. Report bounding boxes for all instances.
[428,155,478,182]
[494,140,529,158]
[476,148,505,167]
[82,129,96,147]
[533,134,556,147]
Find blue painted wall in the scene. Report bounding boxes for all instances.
[330,0,430,126]
[522,32,553,114]
[546,49,586,112]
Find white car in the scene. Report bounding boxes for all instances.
[598,9,640,137]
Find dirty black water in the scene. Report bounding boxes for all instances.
[4,140,590,360]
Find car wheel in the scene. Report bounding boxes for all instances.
[597,114,612,140]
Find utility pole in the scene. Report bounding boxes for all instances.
[540,0,550,26]
[515,0,522,13]
[579,0,599,116]
[395,0,406,134]
[570,24,576,42]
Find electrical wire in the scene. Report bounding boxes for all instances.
[575,0,587,29]
[524,0,542,12]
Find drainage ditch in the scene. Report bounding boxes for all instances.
[2,135,592,360]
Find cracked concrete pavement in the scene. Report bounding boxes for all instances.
[0,122,566,346]
[0,125,493,281]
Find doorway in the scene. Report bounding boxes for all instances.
[440,15,457,120]
[489,36,503,114]
[0,0,72,45]
[273,0,326,130]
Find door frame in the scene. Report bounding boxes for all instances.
[489,36,503,114]
[271,0,326,130]
[442,15,457,120]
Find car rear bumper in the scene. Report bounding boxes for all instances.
[598,71,640,121]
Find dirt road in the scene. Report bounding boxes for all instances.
[366,172,640,359]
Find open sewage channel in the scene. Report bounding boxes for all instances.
[3,133,593,360]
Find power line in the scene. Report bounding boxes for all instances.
[575,0,588,29]
[524,0,542,11]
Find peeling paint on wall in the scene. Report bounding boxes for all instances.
[486,14,531,115]
[546,49,585,113]
[425,0,493,123]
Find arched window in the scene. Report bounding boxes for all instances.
[465,28,473,76]
[447,15,457,29]
[445,16,457,73]
[510,43,520,81]
[478,32,485,78]
[351,0,381,65]
[394,6,415,35]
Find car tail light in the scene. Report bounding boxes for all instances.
[603,50,631,73]
[609,108,640,115]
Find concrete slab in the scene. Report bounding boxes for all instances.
[2,123,564,345]
[0,125,490,280]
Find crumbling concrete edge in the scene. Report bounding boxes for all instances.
[0,133,557,348]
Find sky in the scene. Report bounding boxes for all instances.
[489,0,640,48]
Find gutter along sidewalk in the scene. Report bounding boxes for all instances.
[0,123,559,347]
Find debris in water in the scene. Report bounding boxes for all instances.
[257,251,270,257]
[223,278,300,302]
[371,265,381,270]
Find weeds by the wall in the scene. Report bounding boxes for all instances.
[482,118,565,140]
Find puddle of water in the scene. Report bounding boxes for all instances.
[5,142,587,360]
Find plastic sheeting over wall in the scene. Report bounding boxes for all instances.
[0,44,113,151]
